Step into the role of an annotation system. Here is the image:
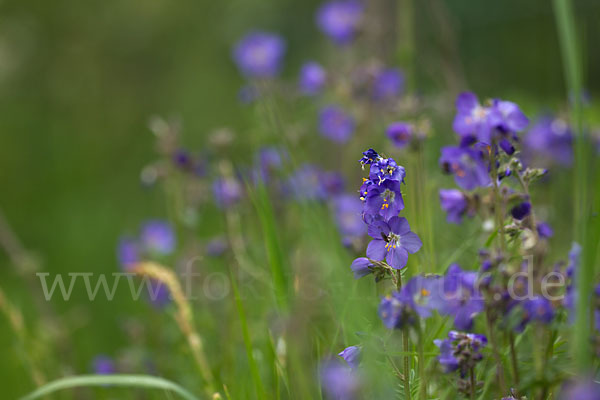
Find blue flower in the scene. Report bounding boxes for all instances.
[433,264,484,330]
[386,122,413,148]
[349,257,373,279]
[364,179,404,220]
[369,157,406,185]
[452,92,497,144]
[366,216,422,270]
[358,148,381,166]
[379,290,416,329]
[319,105,355,143]
[117,236,139,270]
[439,189,468,224]
[92,355,116,375]
[232,31,286,78]
[440,145,491,191]
[333,194,366,244]
[316,0,364,45]
[140,220,176,255]
[524,116,573,167]
[299,61,326,95]
[434,331,487,377]
[372,68,404,102]
[320,360,361,400]
[338,346,361,369]
[510,201,531,220]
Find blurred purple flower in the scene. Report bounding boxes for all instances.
[206,236,228,257]
[117,236,139,271]
[524,116,573,166]
[559,378,600,400]
[439,189,468,224]
[372,68,404,101]
[232,31,286,78]
[440,145,491,191]
[452,92,497,144]
[517,296,554,330]
[386,122,413,148]
[350,257,373,279]
[435,331,487,377]
[321,171,346,197]
[319,105,355,143]
[537,222,554,238]
[92,355,116,375]
[140,220,176,255]
[148,279,171,308]
[320,361,361,400]
[213,177,243,208]
[433,264,484,330]
[299,61,326,95]
[333,194,366,242]
[316,0,364,45]
[491,99,529,135]
[510,201,531,220]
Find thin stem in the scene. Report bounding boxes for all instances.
[490,143,506,252]
[417,326,426,399]
[485,312,507,395]
[403,331,412,400]
[508,332,520,387]
[469,367,476,400]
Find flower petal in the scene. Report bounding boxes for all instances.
[388,216,410,235]
[386,246,408,269]
[366,239,386,260]
[401,231,422,253]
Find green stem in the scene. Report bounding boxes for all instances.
[485,312,507,395]
[508,332,520,388]
[552,0,592,373]
[19,375,200,400]
[417,326,426,399]
[396,270,411,400]
[469,367,476,400]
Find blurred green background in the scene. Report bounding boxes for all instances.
[0,0,599,396]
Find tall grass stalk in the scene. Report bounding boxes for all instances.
[552,0,594,372]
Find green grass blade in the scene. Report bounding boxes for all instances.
[230,271,267,399]
[19,374,201,400]
[247,180,289,310]
[552,0,594,372]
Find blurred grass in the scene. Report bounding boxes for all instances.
[0,0,599,398]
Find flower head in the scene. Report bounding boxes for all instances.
[434,264,484,330]
[334,194,366,244]
[117,237,139,270]
[320,360,361,400]
[366,216,422,269]
[369,157,406,185]
[92,355,116,375]
[140,220,176,255]
[319,105,355,143]
[358,148,381,166]
[435,331,487,377]
[338,346,361,369]
[299,61,326,95]
[439,189,468,224]
[452,92,497,144]
[440,146,491,191]
[524,116,573,167]
[213,177,243,208]
[372,68,404,102]
[232,31,286,78]
[316,0,364,45]
[386,122,413,148]
[364,179,404,220]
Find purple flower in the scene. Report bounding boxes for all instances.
[537,222,554,238]
[173,149,192,169]
[519,296,554,330]
[316,0,364,45]
[140,220,175,255]
[338,346,361,369]
[439,189,468,224]
[117,237,139,270]
[256,146,284,182]
[333,194,366,242]
[321,171,346,197]
[559,378,600,400]
[366,216,422,269]
[369,157,406,185]
[92,355,116,375]
[524,116,573,166]
[403,275,440,318]
[232,31,286,78]
[372,68,404,101]
[379,290,416,329]
[434,331,487,377]
[288,164,324,201]
[213,177,243,208]
[320,361,361,400]
[510,201,531,220]
[319,105,355,143]
[299,61,326,95]
[440,146,491,191]
[434,264,484,330]
[350,257,373,279]
[491,99,529,134]
[147,279,171,308]
[206,236,228,257]
[452,92,497,144]
[364,179,404,220]
[386,122,413,148]
[358,148,380,166]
